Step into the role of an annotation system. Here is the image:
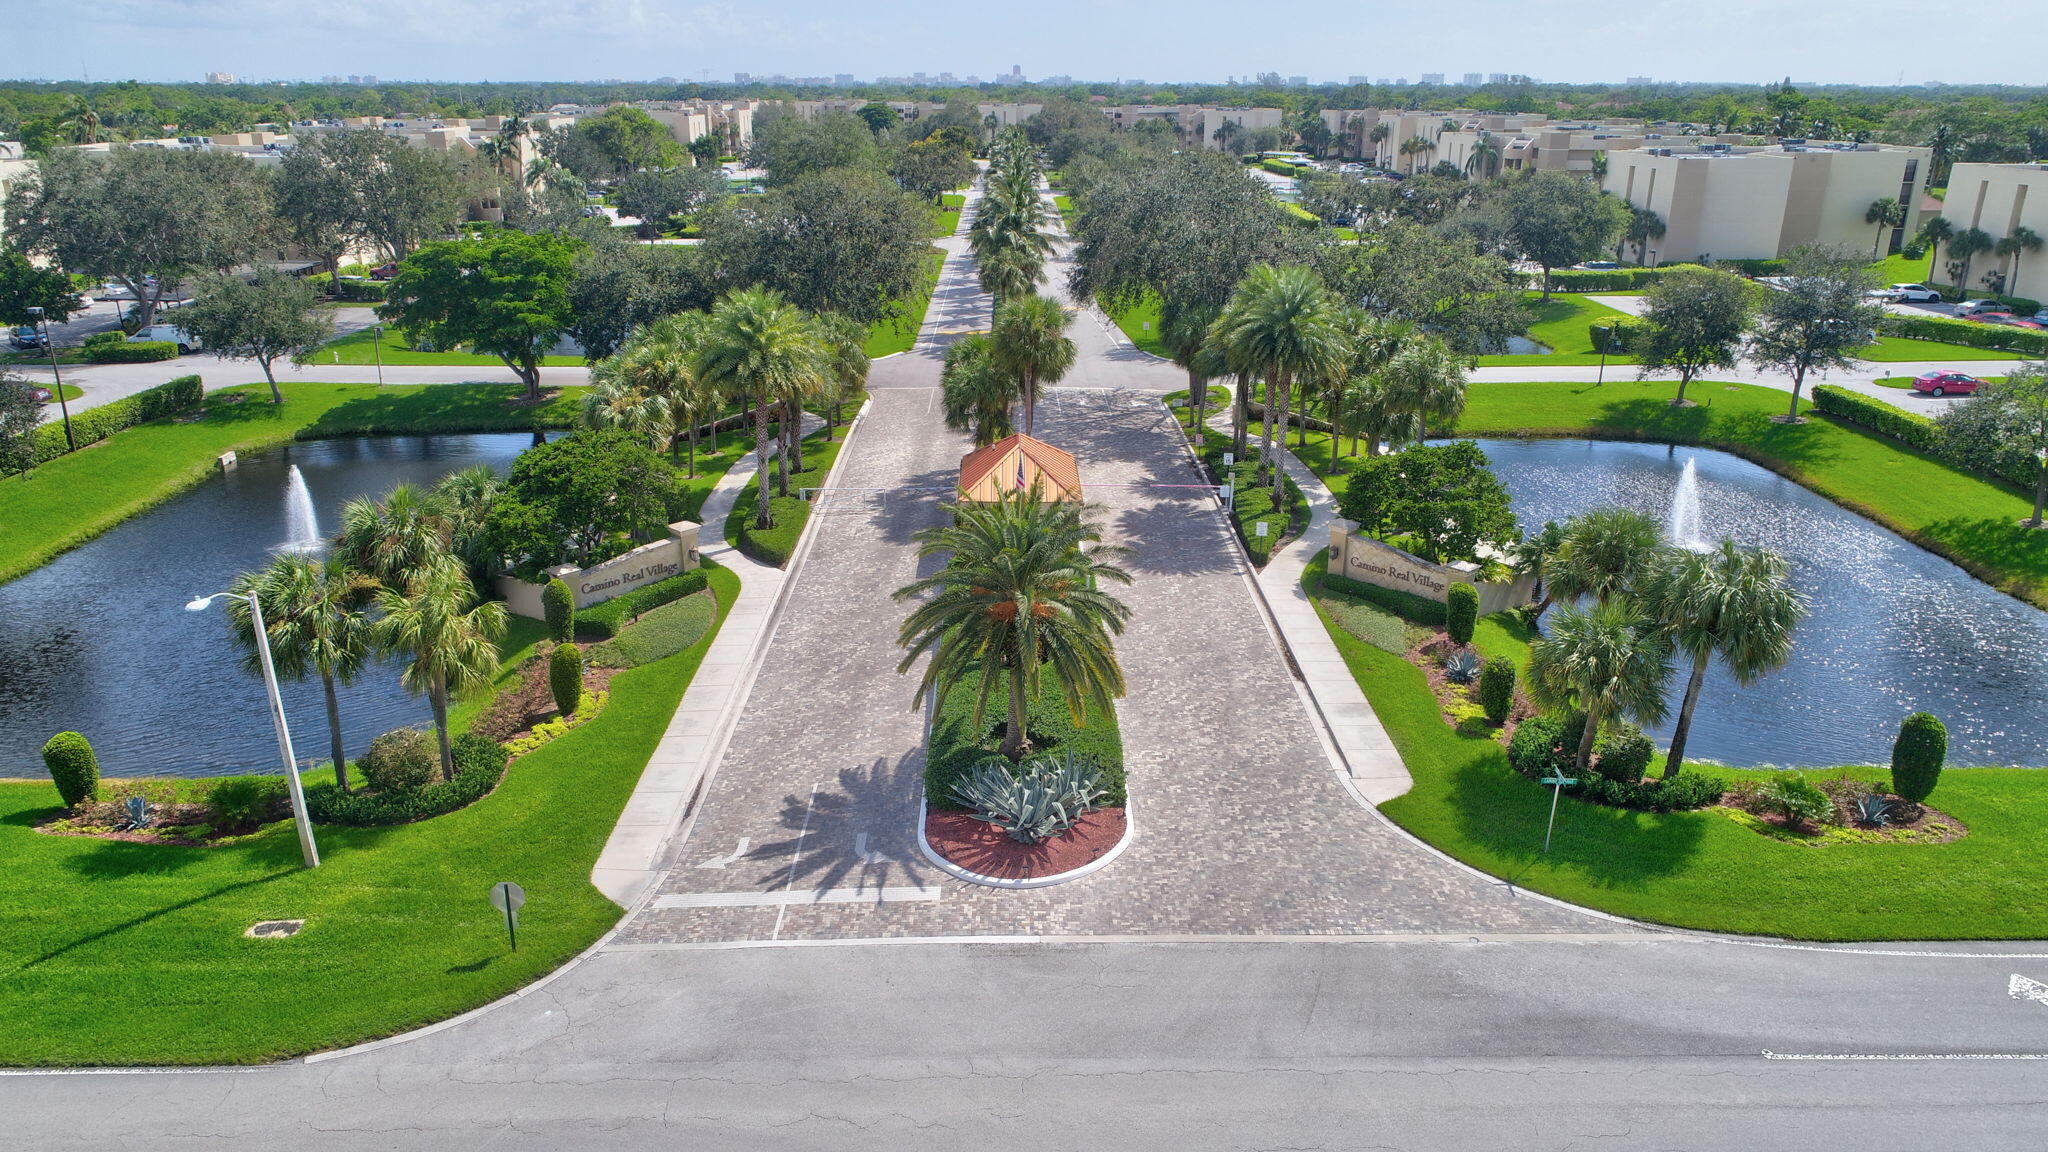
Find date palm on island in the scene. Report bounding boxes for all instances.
[895,490,1133,762]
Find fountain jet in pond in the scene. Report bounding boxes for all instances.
[1669,457,1710,552]
[281,465,324,553]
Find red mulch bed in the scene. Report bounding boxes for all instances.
[926,807,1127,880]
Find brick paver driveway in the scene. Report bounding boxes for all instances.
[612,196,1619,947]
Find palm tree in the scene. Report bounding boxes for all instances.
[226,555,374,791]
[1946,227,1995,302]
[1368,121,1391,166]
[1318,309,1411,454]
[1640,541,1803,778]
[940,334,1018,447]
[1160,300,1224,432]
[1527,598,1673,775]
[59,96,107,144]
[1398,135,1432,175]
[581,372,673,455]
[432,465,503,585]
[1544,508,1667,606]
[978,245,1044,309]
[375,559,507,782]
[1465,132,1500,179]
[338,484,451,589]
[988,294,1076,436]
[813,313,872,441]
[1864,197,1906,259]
[697,287,827,530]
[894,489,1133,761]
[1379,335,1467,443]
[1213,264,1347,499]
[1996,226,2044,299]
[1624,205,1666,266]
[1510,520,1569,613]
[1916,215,1954,284]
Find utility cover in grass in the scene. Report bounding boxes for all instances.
[585,591,716,668]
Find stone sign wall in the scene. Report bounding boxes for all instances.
[1327,519,1534,617]
[498,521,702,619]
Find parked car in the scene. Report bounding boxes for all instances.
[1575,260,1622,271]
[128,324,202,353]
[1912,370,1983,396]
[369,263,399,281]
[1980,314,2045,329]
[7,325,46,351]
[1956,299,2014,317]
[1882,283,1943,303]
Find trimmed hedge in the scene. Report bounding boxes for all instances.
[573,568,710,638]
[1878,313,2048,356]
[304,734,511,826]
[1811,384,2039,492]
[1546,265,1698,293]
[1445,582,1478,646]
[549,643,584,716]
[1506,713,1721,811]
[1478,656,1516,724]
[1319,568,1448,624]
[542,578,574,642]
[41,732,100,808]
[925,672,1126,809]
[1891,712,1947,803]
[21,374,204,471]
[83,340,179,364]
[1588,315,1648,353]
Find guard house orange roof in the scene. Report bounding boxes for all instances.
[957,433,1083,502]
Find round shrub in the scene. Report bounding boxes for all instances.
[1594,722,1655,784]
[41,731,100,808]
[206,775,286,828]
[362,727,438,794]
[542,577,575,642]
[1891,711,1947,803]
[1478,656,1516,724]
[550,643,584,717]
[1445,582,1479,647]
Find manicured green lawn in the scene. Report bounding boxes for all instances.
[1874,374,2004,390]
[1857,335,2026,362]
[725,425,849,567]
[0,381,583,585]
[1473,292,1638,367]
[1104,293,1168,357]
[1053,194,1075,226]
[929,192,965,238]
[1304,557,2048,940]
[866,248,946,357]
[0,562,742,1065]
[1192,425,1304,567]
[1872,250,1939,286]
[1289,379,2048,610]
[317,325,586,368]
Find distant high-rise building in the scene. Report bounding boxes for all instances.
[938,71,955,83]
[1287,75,1308,87]
[834,73,854,86]
[734,72,751,83]
[1462,72,1483,86]
[1421,72,1445,85]
[653,76,677,85]
[205,71,236,84]
[1393,77,1407,86]
[1010,64,1024,82]
[347,74,361,84]
[1625,75,1653,86]
[321,74,343,84]
[360,75,375,85]
[1348,75,1367,85]
[1488,72,1509,84]
[1374,78,1390,86]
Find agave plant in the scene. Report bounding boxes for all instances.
[1443,650,1482,684]
[951,750,1107,844]
[1851,792,1896,827]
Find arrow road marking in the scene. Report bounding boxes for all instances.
[694,838,750,869]
[854,833,894,866]
[2010,973,2048,1006]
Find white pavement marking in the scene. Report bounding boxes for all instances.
[654,886,943,909]
[771,784,821,940]
[694,838,751,869]
[1763,1050,2048,1060]
[2008,973,2048,1006]
[853,832,894,865]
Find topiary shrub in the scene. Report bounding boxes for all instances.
[205,775,286,828]
[542,577,575,642]
[549,643,584,716]
[1478,656,1516,725]
[1891,711,1947,803]
[41,731,100,807]
[361,727,437,794]
[1594,722,1656,784]
[1445,582,1478,646]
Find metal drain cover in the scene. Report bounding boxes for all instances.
[246,919,305,939]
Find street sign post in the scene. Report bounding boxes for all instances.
[1539,775,1577,854]
[489,881,526,951]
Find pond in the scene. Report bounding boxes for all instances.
[1476,438,2048,769]
[0,433,539,778]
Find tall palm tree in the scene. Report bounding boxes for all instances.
[697,287,827,530]
[337,484,451,589]
[1996,226,2044,299]
[1640,541,1804,778]
[988,294,1076,436]
[814,313,872,440]
[375,559,507,782]
[978,245,1045,309]
[432,465,503,585]
[581,371,673,455]
[1528,598,1673,775]
[1379,335,1467,443]
[1160,300,1224,432]
[1544,508,1667,606]
[940,334,1018,447]
[1464,132,1500,179]
[1865,197,1906,259]
[59,96,107,144]
[1916,215,1954,282]
[226,555,375,791]
[1368,121,1391,166]
[1316,309,1410,453]
[1946,227,1995,302]
[1510,520,1569,613]
[894,489,1133,762]
[1624,205,1666,266]
[1213,264,1347,499]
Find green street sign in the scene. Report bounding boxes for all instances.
[1540,776,1577,787]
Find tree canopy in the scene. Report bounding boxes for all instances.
[177,270,335,401]
[701,167,929,326]
[1336,440,1519,564]
[378,230,583,400]
[483,427,677,578]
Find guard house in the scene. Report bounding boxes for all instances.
[956,433,1083,503]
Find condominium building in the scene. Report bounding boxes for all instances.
[1099,104,1283,149]
[1602,140,1930,263]
[1935,163,2048,298]
[1319,109,1649,173]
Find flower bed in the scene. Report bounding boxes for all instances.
[924,807,1127,881]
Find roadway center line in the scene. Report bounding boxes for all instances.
[1763,1050,2048,1061]
[771,784,820,941]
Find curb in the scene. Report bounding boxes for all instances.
[916,795,1135,890]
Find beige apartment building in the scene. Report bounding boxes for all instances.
[1934,163,2048,298]
[1319,109,1661,174]
[1099,104,1283,150]
[1603,141,1929,263]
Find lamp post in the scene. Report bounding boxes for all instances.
[185,591,321,868]
[372,324,385,387]
[25,306,75,452]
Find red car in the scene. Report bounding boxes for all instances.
[369,263,400,281]
[1912,370,1983,396]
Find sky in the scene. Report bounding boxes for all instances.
[13,0,2036,88]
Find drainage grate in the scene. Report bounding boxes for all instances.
[245,919,305,939]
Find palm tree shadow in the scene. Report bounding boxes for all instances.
[733,754,936,894]
[1114,501,1239,577]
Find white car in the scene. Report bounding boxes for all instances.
[1882,283,1943,303]
[128,324,203,353]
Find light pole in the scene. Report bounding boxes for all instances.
[185,591,321,868]
[25,306,75,452]
[372,324,385,387]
